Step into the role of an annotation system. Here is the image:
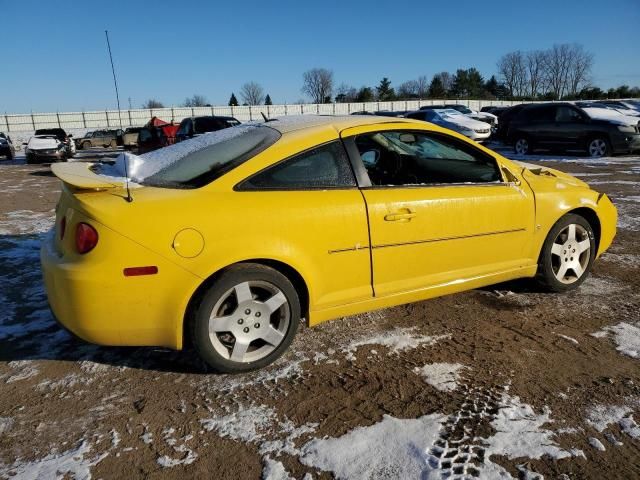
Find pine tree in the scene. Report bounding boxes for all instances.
[264,94,273,105]
[376,77,395,101]
[485,75,499,98]
[355,87,374,102]
[428,76,446,98]
[228,93,239,107]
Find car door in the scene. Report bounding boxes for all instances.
[235,140,372,309]
[553,105,589,150]
[528,106,557,148]
[342,125,535,297]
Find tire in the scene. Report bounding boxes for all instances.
[109,139,117,149]
[514,136,531,155]
[536,214,596,293]
[587,137,610,158]
[190,264,301,373]
[82,141,91,150]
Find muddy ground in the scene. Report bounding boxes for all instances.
[0,146,639,480]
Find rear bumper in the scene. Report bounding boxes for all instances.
[40,221,200,350]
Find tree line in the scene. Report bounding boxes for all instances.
[140,43,639,109]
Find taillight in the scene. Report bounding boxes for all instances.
[75,222,98,254]
[59,216,66,240]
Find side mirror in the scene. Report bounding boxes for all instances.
[361,150,379,166]
[68,134,73,137]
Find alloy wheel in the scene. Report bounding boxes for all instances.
[515,138,529,155]
[550,224,591,284]
[207,280,290,363]
[588,138,608,157]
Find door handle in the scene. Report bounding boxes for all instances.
[384,210,416,222]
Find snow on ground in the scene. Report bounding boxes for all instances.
[586,400,640,442]
[593,322,640,359]
[414,363,467,392]
[0,440,108,480]
[343,326,449,360]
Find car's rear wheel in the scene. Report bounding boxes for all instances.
[587,137,610,157]
[82,141,91,150]
[537,214,595,292]
[190,264,300,373]
[514,137,530,155]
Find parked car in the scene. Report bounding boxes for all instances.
[373,111,409,117]
[593,100,640,117]
[122,127,143,150]
[23,135,68,163]
[77,129,123,149]
[420,104,498,127]
[407,108,492,141]
[42,115,616,372]
[176,116,241,142]
[481,106,510,117]
[493,104,526,141]
[0,132,15,160]
[507,102,640,156]
[34,128,74,157]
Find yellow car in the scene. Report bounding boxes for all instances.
[41,116,617,372]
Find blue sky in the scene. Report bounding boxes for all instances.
[2,0,639,113]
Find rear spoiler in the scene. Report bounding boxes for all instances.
[51,162,124,190]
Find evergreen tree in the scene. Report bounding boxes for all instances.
[485,75,499,98]
[428,76,446,98]
[228,93,239,106]
[376,77,395,101]
[355,86,375,102]
[264,94,273,105]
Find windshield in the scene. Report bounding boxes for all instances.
[435,109,462,119]
[119,124,281,188]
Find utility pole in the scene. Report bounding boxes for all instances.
[104,30,123,128]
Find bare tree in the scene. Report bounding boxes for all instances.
[433,72,454,92]
[497,51,528,97]
[544,44,574,99]
[183,94,208,107]
[240,82,265,105]
[415,75,429,98]
[525,50,547,98]
[141,99,164,109]
[566,44,594,96]
[335,83,357,103]
[397,80,419,98]
[302,68,334,103]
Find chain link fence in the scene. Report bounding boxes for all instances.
[0,100,522,133]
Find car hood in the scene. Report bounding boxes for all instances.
[28,136,61,150]
[471,111,497,122]
[440,114,491,129]
[512,160,589,188]
[583,107,639,127]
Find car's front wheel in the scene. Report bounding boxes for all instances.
[514,136,531,155]
[190,264,300,373]
[537,214,595,292]
[82,141,91,150]
[587,137,610,158]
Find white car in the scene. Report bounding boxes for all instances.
[407,108,493,141]
[23,135,68,164]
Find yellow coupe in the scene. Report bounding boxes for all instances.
[41,116,617,372]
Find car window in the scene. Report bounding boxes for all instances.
[194,117,222,133]
[354,131,502,186]
[240,141,356,190]
[556,106,584,123]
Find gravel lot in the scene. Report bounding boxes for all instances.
[0,145,639,479]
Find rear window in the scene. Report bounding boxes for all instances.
[136,125,281,188]
[194,117,222,133]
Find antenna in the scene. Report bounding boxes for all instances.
[104,30,123,129]
[122,153,133,203]
[260,112,277,122]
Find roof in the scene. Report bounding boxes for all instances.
[263,115,412,134]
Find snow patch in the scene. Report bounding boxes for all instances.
[201,405,276,443]
[557,334,579,345]
[0,440,108,480]
[262,457,294,480]
[414,363,467,392]
[588,437,606,451]
[593,321,640,358]
[0,417,14,435]
[344,327,448,358]
[300,413,446,479]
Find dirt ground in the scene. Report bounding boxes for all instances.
[0,145,639,480]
